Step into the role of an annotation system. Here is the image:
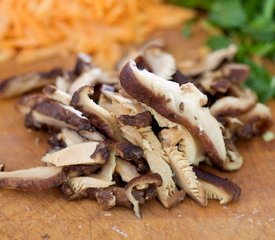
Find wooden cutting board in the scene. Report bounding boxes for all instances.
[1,28,275,240]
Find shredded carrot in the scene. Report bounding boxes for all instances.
[0,0,194,68]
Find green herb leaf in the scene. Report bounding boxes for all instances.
[235,53,275,102]
[206,35,231,50]
[209,0,246,29]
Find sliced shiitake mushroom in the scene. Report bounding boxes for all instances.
[0,68,64,99]
[210,85,257,119]
[119,60,226,169]
[0,166,65,191]
[193,166,241,204]
[25,98,91,132]
[43,85,71,105]
[125,173,162,218]
[116,142,144,161]
[71,85,121,141]
[42,141,109,166]
[16,93,48,115]
[118,111,152,127]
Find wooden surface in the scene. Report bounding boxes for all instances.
[1,29,275,240]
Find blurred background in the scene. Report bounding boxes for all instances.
[0,0,274,101]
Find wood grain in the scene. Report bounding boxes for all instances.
[0,28,275,240]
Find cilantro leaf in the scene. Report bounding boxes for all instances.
[209,0,246,29]
[206,35,231,50]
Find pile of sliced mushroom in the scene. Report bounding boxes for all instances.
[0,43,272,218]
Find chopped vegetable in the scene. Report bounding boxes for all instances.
[0,0,194,68]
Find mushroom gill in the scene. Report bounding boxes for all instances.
[159,126,206,206]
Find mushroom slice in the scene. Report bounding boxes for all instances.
[55,74,72,93]
[237,103,272,139]
[223,137,243,171]
[199,63,250,94]
[98,92,113,112]
[159,127,206,206]
[221,64,250,84]
[49,128,84,147]
[16,93,48,115]
[78,129,105,142]
[0,68,63,99]
[119,60,226,169]
[210,85,257,118]
[61,184,156,211]
[66,176,115,194]
[91,144,116,182]
[118,111,152,127]
[94,185,158,210]
[42,142,109,166]
[117,38,165,72]
[115,158,140,183]
[131,158,150,174]
[69,68,102,94]
[0,166,65,191]
[69,67,118,94]
[171,70,191,86]
[125,173,162,218]
[71,85,121,141]
[193,166,241,204]
[74,53,93,76]
[25,99,91,132]
[120,125,185,208]
[98,84,116,112]
[43,85,71,105]
[64,164,101,178]
[116,143,144,161]
[143,46,176,79]
[180,45,237,77]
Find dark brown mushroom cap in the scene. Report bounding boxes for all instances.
[199,64,250,95]
[119,60,226,169]
[64,164,101,178]
[25,98,91,132]
[171,70,191,86]
[71,85,121,141]
[16,93,48,115]
[0,166,65,191]
[193,166,241,204]
[116,143,144,161]
[74,53,93,76]
[221,64,250,84]
[118,111,152,127]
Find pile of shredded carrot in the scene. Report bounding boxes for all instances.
[0,0,194,68]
